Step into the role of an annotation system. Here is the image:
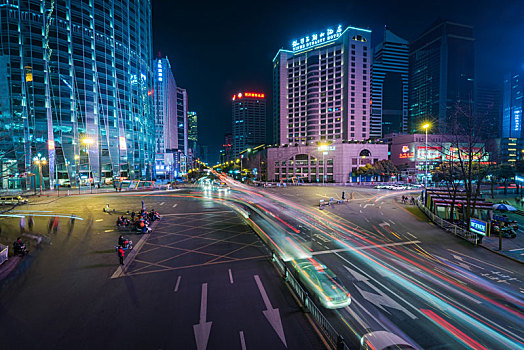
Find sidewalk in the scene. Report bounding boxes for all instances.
[480,194,524,263]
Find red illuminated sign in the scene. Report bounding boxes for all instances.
[233,92,265,100]
[399,152,414,159]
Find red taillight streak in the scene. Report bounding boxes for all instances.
[420,309,488,350]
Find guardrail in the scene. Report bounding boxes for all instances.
[416,199,479,244]
[0,244,8,266]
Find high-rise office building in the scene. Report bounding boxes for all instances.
[273,25,371,145]
[176,87,188,174]
[475,84,501,140]
[370,28,409,137]
[231,92,266,157]
[502,73,523,139]
[153,57,177,180]
[0,0,154,189]
[501,72,524,163]
[409,19,475,134]
[188,111,198,152]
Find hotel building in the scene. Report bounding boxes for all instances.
[231,92,266,158]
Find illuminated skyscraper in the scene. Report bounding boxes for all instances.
[502,73,523,139]
[370,28,409,137]
[0,0,154,189]
[153,57,177,179]
[409,19,475,134]
[231,92,266,158]
[273,25,371,145]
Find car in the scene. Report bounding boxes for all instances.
[360,331,416,350]
[291,258,351,309]
[0,196,28,205]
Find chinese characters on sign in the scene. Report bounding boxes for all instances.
[292,25,343,52]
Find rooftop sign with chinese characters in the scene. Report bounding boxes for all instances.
[232,92,265,100]
[292,25,343,52]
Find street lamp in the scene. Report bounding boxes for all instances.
[422,123,431,188]
[33,153,47,195]
[82,137,94,191]
[319,143,329,185]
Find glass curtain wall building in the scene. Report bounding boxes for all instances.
[0,0,154,189]
[370,28,409,137]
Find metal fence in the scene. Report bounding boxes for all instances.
[0,244,8,266]
[416,199,479,244]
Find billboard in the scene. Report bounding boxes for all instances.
[470,218,487,236]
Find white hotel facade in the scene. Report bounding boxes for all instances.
[269,25,388,183]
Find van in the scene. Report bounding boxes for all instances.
[0,196,28,205]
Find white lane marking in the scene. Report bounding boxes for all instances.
[364,217,370,222]
[380,211,384,215]
[312,241,421,255]
[359,210,363,214]
[193,283,212,350]
[228,269,234,284]
[447,249,514,273]
[174,276,182,292]
[173,203,178,208]
[254,275,287,347]
[406,232,417,239]
[159,202,165,206]
[240,331,247,350]
[389,219,396,225]
[363,203,374,208]
[509,247,524,252]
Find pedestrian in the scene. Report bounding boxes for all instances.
[19,216,26,234]
[70,215,75,229]
[105,203,110,212]
[52,216,59,234]
[141,200,145,211]
[117,245,125,265]
[28,215,34,232]
[342,191,345,200]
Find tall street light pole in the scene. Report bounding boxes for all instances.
[33,153,47,195]
[423,123,431,188]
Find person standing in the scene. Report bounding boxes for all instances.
[117,245,125,265]
[342,191,345,200]
[141,200,145,211]
[19,216,26,234]
[28,216,34,232]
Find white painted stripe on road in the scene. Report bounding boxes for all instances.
[174,276,182,292]
[240,331,246,350]
[389,219,395,225]
[447,249,514,273]
[508,247,524,252]
[228,269,234,284]
[163,210,232,216]
[406,232,417,239]
[173,203,178,208]
[365,218,370,222]
[312,241,421,256]
[359,210,363,214]
[159,202,165,206]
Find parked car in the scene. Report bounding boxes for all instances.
[0,196,28,205]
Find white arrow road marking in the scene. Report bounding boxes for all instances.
[254,275,287,347]
[173,203,178,208]
[363,203,375,208]
[344,265,417,319]
[239,331,247,350]
[228,269,234,284]
[379,222,390,228]
[193,283,212,350]
[174,276,182,292]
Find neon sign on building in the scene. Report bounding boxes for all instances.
[232,92,265,100]
[292,25,343,52]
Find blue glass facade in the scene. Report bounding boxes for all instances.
[0,0,154,189]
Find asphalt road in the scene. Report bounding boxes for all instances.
[0,190,324,349]
[213,180,524,350]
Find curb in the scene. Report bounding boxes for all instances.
[478,244,523,264]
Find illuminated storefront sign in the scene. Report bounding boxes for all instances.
[232,92,265,100]
[119,136,127,150]
[470,218,487,236]
[399,152,414,159]
[417,146,441,161]
[292,24,343,52]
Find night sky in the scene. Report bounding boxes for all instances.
[152,0,524,163]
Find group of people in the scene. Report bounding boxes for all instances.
[401,195,416,205]
[116,209,160,234]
